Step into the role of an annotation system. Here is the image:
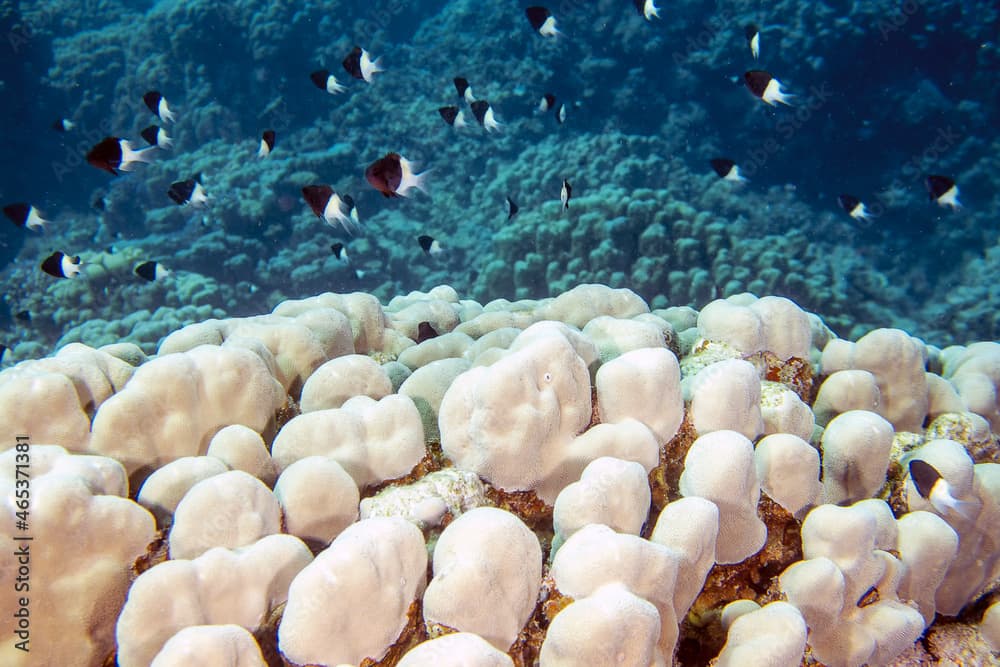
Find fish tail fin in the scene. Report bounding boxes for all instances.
[362,55,384,82]
[932,493,980,522]
[342,218,362,236]
[120,142,156,168]
[338,204,362,236]
[485,111,503,133]
[949,498,979,521]
[26,208,50,232]
[399,159,430,197]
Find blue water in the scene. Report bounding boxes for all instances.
[1,0,998,359]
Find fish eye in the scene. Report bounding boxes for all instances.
[543,372,552,383]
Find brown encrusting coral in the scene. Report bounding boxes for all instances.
[483,484,554,535]
[507,576,571,667]
[647,414,700,518]
[752,352,815,404]
[358,600,427,667]
[678,495,804,663]
[362,440,449,499]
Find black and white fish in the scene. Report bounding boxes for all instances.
[416,321,439,343]
[526,6,560,37]
[453,77,476,104]
[239,281,260,295]
[258,130,276,158]
[134,260,171,282]
[837,194,871,221]
[744,70,793,106]
[3,203,48,231]
[926,175,961,209]
[167,176,209,207]
[418,234,443,256]
[470,100,501,132]
[538,93,556,113]
[342,46,383,83]
[140,124,174,150]
[438,105,468,128]
[561,179,572,209]
[909,459,978,521]
[341,194,360,228]
[52,118,75,132]
[310,69,346,94]
[506,196,519,220]
[41,251,82,279]
[86,137,156,175]
[555,102,567,124]
[365,153,429,198]
[633,0,661,21]
[710,158,748,183]
[302,185,360,234]
[142,91,176,123]
[330,243,364,279]
[745,24,760,60]
[330,242,350,263]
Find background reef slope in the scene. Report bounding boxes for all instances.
[1,0,998,359]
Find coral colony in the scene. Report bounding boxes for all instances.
[2,286,1000,665]
[1,1,999,666]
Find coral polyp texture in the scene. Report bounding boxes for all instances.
[2,283,999,667]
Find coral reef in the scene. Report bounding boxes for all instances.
[1,0,1000,661]
[2,1,1000,358]
[1,282,998,666]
